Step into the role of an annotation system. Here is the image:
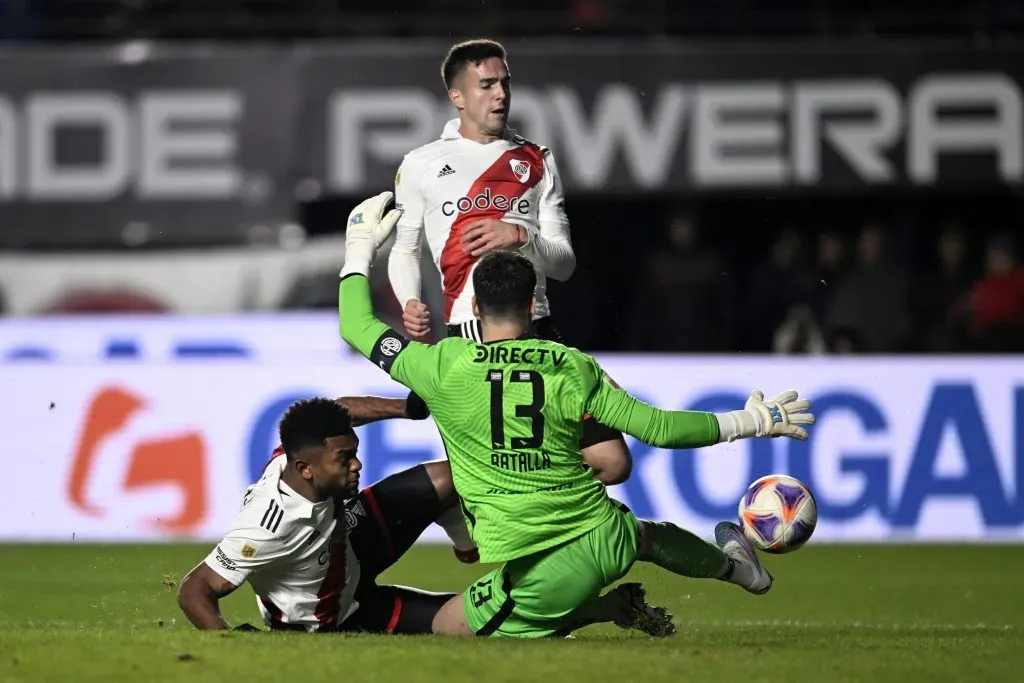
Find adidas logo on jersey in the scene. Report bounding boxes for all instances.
[260,500,284,533]
[437,164,456,178]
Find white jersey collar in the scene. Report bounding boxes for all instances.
[273,466,323,519]
[441,118,519,141]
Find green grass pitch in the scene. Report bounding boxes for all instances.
[0,543,1020,683]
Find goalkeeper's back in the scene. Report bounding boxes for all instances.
[422,333,617,563]
[342,249,720,563]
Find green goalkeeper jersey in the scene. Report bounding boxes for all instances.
[339,275,720,563]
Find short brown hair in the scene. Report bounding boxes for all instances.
[441,39,506,89]
[473,251,536,320]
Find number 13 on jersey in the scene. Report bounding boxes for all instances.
[487,369,546,450]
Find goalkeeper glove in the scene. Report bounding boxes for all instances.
[716,390,815,442]
[339,191,403,279]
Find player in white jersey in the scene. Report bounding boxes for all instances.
[178,392,659,636]
[387,38,634,485]
[177,395,475,633]
[388,115,574,330]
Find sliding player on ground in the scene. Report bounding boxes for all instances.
[177,394,471,633]
[178,393,655,634]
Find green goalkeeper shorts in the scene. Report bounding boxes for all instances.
[463,501,639,638]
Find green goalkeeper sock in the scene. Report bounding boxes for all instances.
[646,521,732,580]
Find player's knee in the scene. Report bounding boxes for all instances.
[421,459,457,506]
[431,593,474,636]
[583,438,632,486]
[611,439,634,482]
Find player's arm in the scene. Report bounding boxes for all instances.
[387,227,423,314]
[388,156,424,308]
[179,527,281,631]
[339,192,443,401]
[520,149,576,281]
[586,378,721,449]
[388,156,432,337]
[177,562,239,630]
[339,274,442,400]
[582,358,815,448]
[335,391,429,426]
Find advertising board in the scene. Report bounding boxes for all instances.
[2,317,1019,543]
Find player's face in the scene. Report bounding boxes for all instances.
[451,57,511,139]
[310,434,362,500]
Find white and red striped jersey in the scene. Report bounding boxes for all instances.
[388,118,576,326]
[204,452,361,632]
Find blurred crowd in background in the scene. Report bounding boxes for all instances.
[0,0,1021,355]
[477,193,1022,355]
[600,200,1023,355]
[2,0,1024,39]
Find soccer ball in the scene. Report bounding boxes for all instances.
[737,474,817,554]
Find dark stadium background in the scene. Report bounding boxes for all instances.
[0,0,1020,354]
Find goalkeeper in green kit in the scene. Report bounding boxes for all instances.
[338,192,817,639]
